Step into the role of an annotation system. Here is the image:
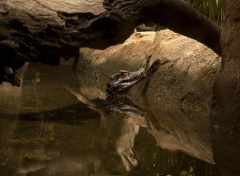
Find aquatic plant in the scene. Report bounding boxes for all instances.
[187,0,226,26]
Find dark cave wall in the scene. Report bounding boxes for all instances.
[212,0,240,175]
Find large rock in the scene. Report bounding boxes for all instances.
[77,29,221,163]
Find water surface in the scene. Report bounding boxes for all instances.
[0,62,223,176]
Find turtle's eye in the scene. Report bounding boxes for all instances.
[120,72,128,77]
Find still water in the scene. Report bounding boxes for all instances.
[0,62,222,176]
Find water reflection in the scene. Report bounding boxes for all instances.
[0,96,220,175]
[0,62,221,176]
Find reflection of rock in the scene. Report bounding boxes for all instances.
[0,83,22,114]
[116,119,139,171]
[0,63,28,114]
[77,29,221,163]
[148,119,214,164]
[18,156,101,176]
[0,63,28,146]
